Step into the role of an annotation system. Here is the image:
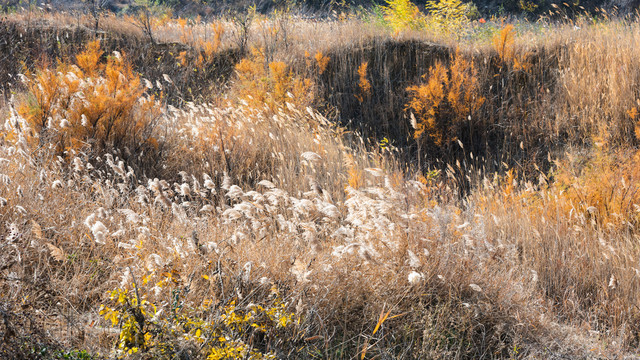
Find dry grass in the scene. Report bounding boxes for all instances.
[4,7,640,360]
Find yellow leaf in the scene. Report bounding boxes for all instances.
[372,308,391,336]
[388,312,408,320]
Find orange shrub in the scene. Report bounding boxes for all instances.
[492,25,530,71]
[551,149,640,228]
[314,51,330,75]
[17,40,161,160]
[197,22,225,68]
[355,61,371,103]
[493,24,515,63]
[406,51,484,147]
[233,48,314,110]
[166,19,225,70]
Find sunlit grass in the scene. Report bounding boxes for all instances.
[4,6,640,359]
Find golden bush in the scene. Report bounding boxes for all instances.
[355,61,372,103]
[492,25,530,71]
[233,48,314,110]
[17,40,161,160]
[406,51,484,147]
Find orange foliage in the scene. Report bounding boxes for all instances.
[197,22,225,68]
[345,154,364,189]
[233,48,314,110]
[75,39,102,76]
[17,40,161,159]
[406,51,484,146]
[355,61,371,103]
[551,150,640,228]
[176,51,188,67]
[484,149,640,231]
[172,20,225,69]
[407,62,447,145]
[347,166,365,189]
[269,61,290,100]
[493,25,530,71]
[493,25,515,63]
[177,17,188,29]
[314,51,330,75]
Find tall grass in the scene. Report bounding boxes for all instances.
[4,7,640,359]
